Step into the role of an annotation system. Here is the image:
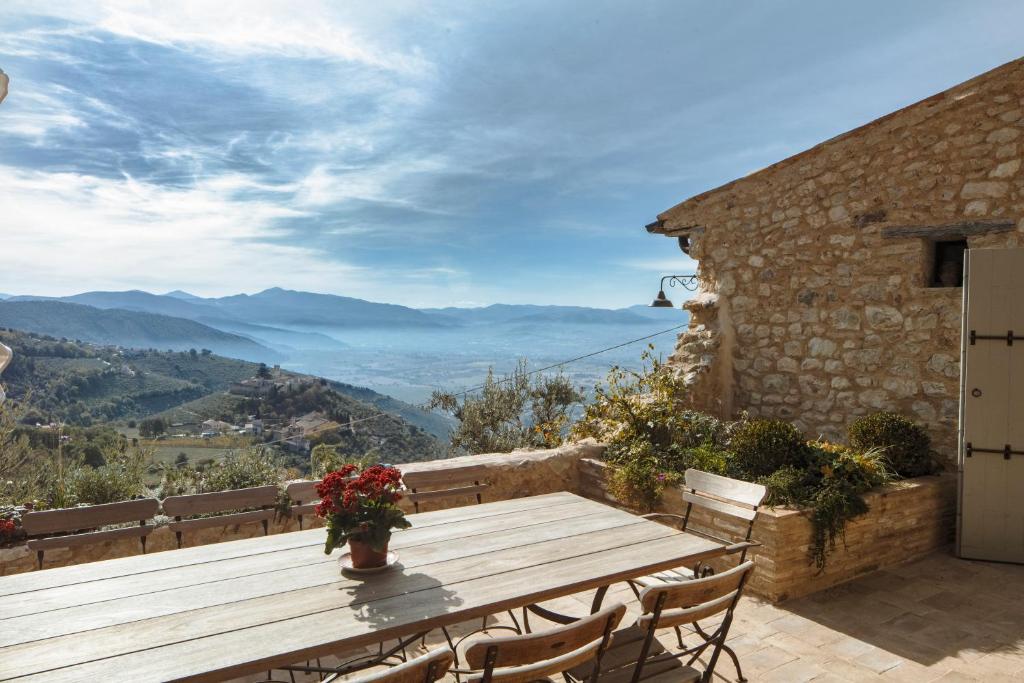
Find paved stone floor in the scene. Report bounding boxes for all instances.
[246,550,1024,682]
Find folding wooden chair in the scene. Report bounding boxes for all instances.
[577,562,755,683]
[629,469,765,681]
[454,603,626,683]
[162,485,279,548]
[351,647,455,683]
[22,498,159,570]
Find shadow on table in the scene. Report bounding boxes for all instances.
[343,568,464,634]
[780,552,1024,666]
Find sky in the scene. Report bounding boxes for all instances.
[1,1,1022,309]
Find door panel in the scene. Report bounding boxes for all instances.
[959,248,1024,563]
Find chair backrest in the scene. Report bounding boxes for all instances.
[681,469,766,556]
[284,479,321,529]
[353,647,454,683]
[463,603,625,683]
[21,498,159,536]
[400,463,490,513]
[638,560,755,632]
[161,485,279,518]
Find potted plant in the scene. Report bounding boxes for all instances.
[315,463,411,569]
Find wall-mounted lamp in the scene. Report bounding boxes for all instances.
[0,69,8,105]
[649,274,698,308]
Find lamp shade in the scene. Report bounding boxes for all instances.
[0,69,8,106]
[649,290,674,308]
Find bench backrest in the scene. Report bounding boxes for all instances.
[284,480,320,504]
[162,485,279,518]
[21,498,159,536]
[400,464,489,513]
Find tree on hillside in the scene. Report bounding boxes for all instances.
[429,360,582,456]
[139,417,166,438]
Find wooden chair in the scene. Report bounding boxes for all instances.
[629,470,764,682]
[577,562,755,683]
[284,479,321,530]
[401,464,489,514]
[634,469,766,587]
[351,647,455,683]
[162,485,279,549]
[22,498,159,570]
[453,603,626,683]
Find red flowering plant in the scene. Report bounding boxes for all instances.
[315,463,411,555]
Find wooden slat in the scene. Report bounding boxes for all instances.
[284,480,320,502]
[26,525,153,551]
[0,499,609,623]
[406,484,488,504]
[0,492,580,598]
[20,499,159,536]
[162,485,278,517]
[167,508,274,533]
[684,469,766,507]
[681,491,757,521]
[6,530,719,682]
[290,503,317,517]
[400,464,489,489]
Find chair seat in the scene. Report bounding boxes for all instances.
[632,565,696,588]
[567,625,699,683]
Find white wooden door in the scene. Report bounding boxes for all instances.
[959,248,1024,563]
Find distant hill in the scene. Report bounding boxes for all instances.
[164,290,204,301]
[0,300,276,362]
[7,288,684,335]
[0,329,446,457]
[421,303,678,326]
[208,288,447,328]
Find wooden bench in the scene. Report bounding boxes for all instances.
[400,464,489,514]
[284,480,321,530]
[162,485,279,548]
[22,498,159,570]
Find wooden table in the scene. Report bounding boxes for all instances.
[0,492,722,682]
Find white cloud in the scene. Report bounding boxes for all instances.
[0,166,365,295]
[2,0,431,75]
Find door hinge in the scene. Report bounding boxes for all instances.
[969,330,1020,346]
[965,442,1022,460]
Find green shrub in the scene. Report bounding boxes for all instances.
[848,412,933,477]
[70,447,148,504]
[729,418,809,478]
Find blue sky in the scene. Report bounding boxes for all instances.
[1,1,1022,308]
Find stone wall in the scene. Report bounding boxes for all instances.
[650,57,1024,460]
[578,458,956,602]
[0,441,600,576]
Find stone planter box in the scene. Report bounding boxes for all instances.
[578,458,956,602]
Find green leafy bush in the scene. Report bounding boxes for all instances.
[160,447,282,496]
[573,348,736,511]
[848,412,933,477]
[70,447,148,504]
[762,443,892,569]
[730,418,810,478]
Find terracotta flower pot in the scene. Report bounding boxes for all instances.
[348,537,389,569]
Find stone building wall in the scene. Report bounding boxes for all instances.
[650,57,1024,459]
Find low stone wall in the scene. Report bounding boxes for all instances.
[0,441,601,576]
[579,458,956,602]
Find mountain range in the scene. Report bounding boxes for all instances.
[1,288,680,362]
